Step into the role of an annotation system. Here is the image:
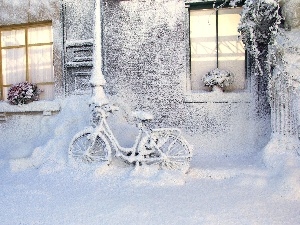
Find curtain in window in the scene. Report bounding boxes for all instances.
[28,26,53,44]
[28,25,54,100]
[2,48,26,85]
[1,25,54,100]
[1,29,25,47]
[190,9,217,90]
[1,48,27,100]
[28,45,54,99]
[1,29,26,86]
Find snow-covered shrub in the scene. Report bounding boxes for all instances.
[7,81,41,105]
[238,0,281,75]
[202,68,234,88]
[239,0,280,46]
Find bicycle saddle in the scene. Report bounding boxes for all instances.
[132,111,154,121]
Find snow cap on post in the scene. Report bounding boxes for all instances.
[90,0,109,106]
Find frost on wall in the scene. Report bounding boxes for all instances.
[0,0,58,25]
[263,0,300,168]
[63,0,95,41]
[102,0,187,127]
[62,0,95,96]
[0,0,270,158]
[96,0,267,155]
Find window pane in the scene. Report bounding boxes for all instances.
[2,48,26,85]
[28,45,54,83]
[1,29,25,47]
[2,87,10,101]
[0,24,55,101]
[38,84,54,100]
[28,25,53,44]
[190,9,217,91]
[218,8,245,91]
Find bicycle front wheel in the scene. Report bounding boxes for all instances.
[158,134,192,172]
[69,129,111,164]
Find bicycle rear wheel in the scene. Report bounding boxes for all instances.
[69,128,111,164]
[158,134,192,172]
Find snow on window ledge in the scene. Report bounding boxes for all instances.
[0,101,60,116]
[184,91,252,103]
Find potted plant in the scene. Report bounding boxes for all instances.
[202,68,234,92]
[7,81,42,105]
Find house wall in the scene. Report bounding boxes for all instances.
[62,0,270,157]
[98,0,270,156]
[0,0,63,159]
[0,0,271,160]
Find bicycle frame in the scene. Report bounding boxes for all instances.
[92,106,155,165]
[91,106,185,165]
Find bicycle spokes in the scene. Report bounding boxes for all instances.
[69,129,111,164]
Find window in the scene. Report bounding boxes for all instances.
[188,2,245,92]
[0,22,54,101]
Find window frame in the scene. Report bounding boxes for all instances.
[185,0,249,98]
[0,21,54,101]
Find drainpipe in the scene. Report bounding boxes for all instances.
[89,0,109,107]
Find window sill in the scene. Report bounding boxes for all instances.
[0,100,60,116]
[184,91,252,103]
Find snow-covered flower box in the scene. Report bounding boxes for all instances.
[202,68,234,92]
[0,100,61,121]
[7,81,41,105]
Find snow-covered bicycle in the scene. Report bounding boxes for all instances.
[69,104,192,172]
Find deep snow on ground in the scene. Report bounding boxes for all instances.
[1,155,300,225]
[1,154,300,225]
[1,96,300,225]
[1,0,300,223]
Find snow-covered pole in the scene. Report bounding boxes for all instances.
[89,0,109,107]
